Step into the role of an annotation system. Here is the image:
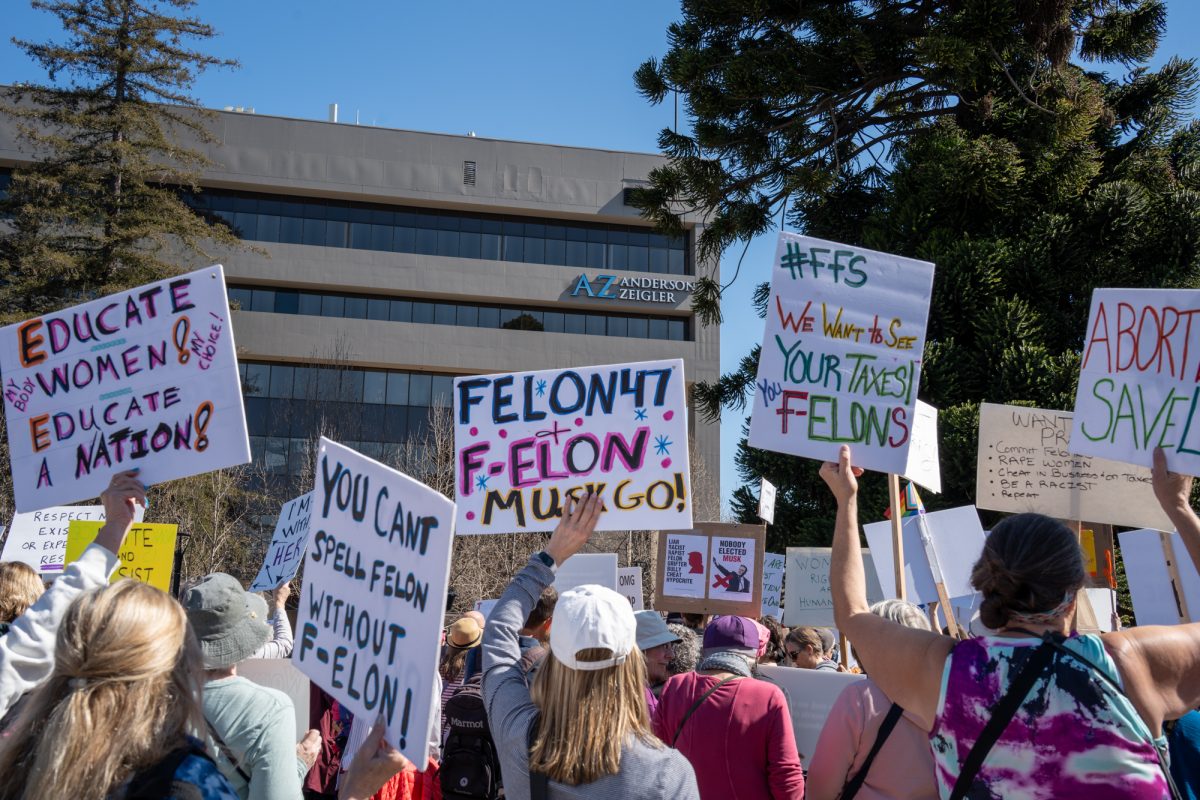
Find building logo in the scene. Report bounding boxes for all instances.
[569,274,694,305]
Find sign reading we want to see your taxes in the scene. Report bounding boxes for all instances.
[749,233,935,474]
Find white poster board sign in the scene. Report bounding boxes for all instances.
[553,553,618,594]
[759,664,867,762]
[759,478,777,524]
[749,233,935,474]
[977,403,1170,530]
[783,547,885,627]
[473,599,499,620]
[3,504,110,575]
[862,506,986,606]
[1085,588,1119,633]
[662,532,709,599]
[1071,289,1200,473]
[617,566,644,610]
[249,492,315,593]
[238,658,311,738]
[0,265,251,512]
[1119,528,1200,625]
[761,552,785,620]
[903,400,941,493]
[453,359,691,534]
[294,438,454,765]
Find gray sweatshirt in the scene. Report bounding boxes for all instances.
[481,555,699,800]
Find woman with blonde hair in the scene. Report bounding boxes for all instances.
[481,494,698,798]
[0,562,44,634]
[0,579,238,800]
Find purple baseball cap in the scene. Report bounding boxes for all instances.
[702,615,759,654]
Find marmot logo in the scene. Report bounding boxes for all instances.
[452,718,485,729]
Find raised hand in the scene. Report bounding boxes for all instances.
[545,492,602,566]
[819,445,864,504]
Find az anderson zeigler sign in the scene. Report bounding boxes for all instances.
[569,274,695,305]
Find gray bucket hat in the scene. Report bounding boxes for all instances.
[183,573,271,669]
[635,610,682,651]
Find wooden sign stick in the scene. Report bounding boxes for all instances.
[839,633,850,669]
[1068,520,1102,633]
[916,509,962,639]
[1160,530,1192,624]
[887,474,906,601]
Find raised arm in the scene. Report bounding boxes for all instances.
[822,446,953,731]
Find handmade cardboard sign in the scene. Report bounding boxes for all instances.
[783,547,885,627]
[64,520,177,591]
[759,478,777,524]
[749,233,935,474]
[1119,528,1200,625]
[618,566,645,610]
[453,359,691,534]
[554,553,618,594]
[977,403,1170,530]
[759,664,867,762]
[294,438,454,766]
[654,523,765,615]
[0,265,251,512]
[249,493,315,592]
[761,551,785,620]
[862,505,986,606]
[1070,289,1200,474]
[902,400,941,493]
[2,503,142,576]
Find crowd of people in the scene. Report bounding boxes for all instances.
[0,446,1198,798]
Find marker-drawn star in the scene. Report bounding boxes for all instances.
[634,407,647,421]
[475,474,490,491]
[654,435,673,456]
[535,379,547,397]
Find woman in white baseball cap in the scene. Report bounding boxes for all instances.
[480,494,699,799]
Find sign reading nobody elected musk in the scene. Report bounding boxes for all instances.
[0,265,250,512]
[249,492,314,592]
[750,233,934,474]
[453,359,691,534]
[295,438,454,765]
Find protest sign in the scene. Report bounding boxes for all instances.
[238,658,311,737]
[473,599,499,619]
[1119,528,1200,625]
[759,664,867,761]
[1,503,141,576]
[0,265,251,512]
[1085,588,1119,633]
[453,359,691,534]
[249,493,315,592]
[1070,289,1200,474]
[761,551,785,620]
[65,520,177,591]
[618,566,645,610]
[554,553,618,594]
[758,478,777,524]
[654,523,765,615]
[783,547,885,627]
[902,400,941,493]
[977,403,1170,530]
[862,505,986,606]
[294,438,454,765]
[748,233,935,475]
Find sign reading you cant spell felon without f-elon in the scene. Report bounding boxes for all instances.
[453,359,691,534]
[0,265,251,512]
[749,233,935,475]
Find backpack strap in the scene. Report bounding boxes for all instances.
[840,703,904,800]
[205,717,252,784]
[672,675,739,747]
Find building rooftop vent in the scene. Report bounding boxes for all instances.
[463,161,477,186]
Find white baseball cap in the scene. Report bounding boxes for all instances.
[550,584,637,671]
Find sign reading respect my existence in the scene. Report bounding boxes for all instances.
[749,233,935,475]
[0,265,251,512]
[1,503,142,576]
[294,438,454,766]
[249,492,315,593]
[453,359,691,534]
[1070,289,1200,474]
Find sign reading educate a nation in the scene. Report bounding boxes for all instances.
[453,359,691,534]
[0,265,251,512]
[749,233,935,474]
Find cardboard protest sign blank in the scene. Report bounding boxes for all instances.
[902,400,941,493]
[294,438,454,766]
[977,403,1169,530]
[749,233,935,475]
[1070,289,1200,474]
[249,492,314,592]
[862,505,986,606]
[760,552,785,620]
[654,523,765,616]
[759,664,867,762]
[238,659,311,739]
[1085,588,1119,633]
[65,521,177,591]
[618,566,645,610]
[0,265,251,512]
[453,359,691,534]
[554,553,618,594]
[2,504,139,576]
[783,547,885,627]
[1119,528,1200,625]
[758,478,777,524]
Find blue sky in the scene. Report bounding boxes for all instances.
[2,1,1197,515]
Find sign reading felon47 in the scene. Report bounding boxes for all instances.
[749,233,934,475]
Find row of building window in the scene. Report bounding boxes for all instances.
[185,187,690,274]
[228,286,690,341]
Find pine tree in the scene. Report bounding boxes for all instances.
[0,0,240,319]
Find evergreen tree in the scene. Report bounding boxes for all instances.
[0,0,240,319]
[635,1,1200,546]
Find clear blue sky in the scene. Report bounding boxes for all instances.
[2,1,1197,516]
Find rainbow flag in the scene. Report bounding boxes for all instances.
[885,481,926,519]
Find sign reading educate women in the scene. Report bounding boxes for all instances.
[453,359,691,534]
[0,265,250,512]
[1070,289,1200,473]
[749,233,935,475]
[294,438,455,766]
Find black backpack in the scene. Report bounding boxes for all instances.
[440,674,502,800]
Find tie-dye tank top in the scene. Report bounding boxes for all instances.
[931,634,1169,799]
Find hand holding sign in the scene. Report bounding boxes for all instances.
[544,493,603,567]
[1153,446,1195,523]
[96,470,148,554]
